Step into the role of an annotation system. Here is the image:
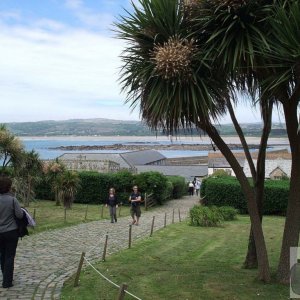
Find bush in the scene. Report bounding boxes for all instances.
[168,176,187,199]
[35,170,187,206]
[217,206,238,221]
[75,171,114,204]
[189,205,223,227]
[134,171,169,204]
[201,177,289,215]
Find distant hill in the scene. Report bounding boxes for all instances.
[3,118,287,137]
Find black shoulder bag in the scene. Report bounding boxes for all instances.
[13,199,29,238]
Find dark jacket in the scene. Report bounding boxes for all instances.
[106,195,119,207]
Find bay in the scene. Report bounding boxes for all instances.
[19,136,289,160]
[20,136,209,160]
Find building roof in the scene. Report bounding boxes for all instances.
[121,150,166,165]
[207,149,291,169]
[58,153,133,169]
[243,159,291,178]
[58,150,166,168]
[136,165,208,180]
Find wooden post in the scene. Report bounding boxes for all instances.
[117,283,128,300]
[128,225,132,249]
[74,252,85,287]
[118,203,122,217]
[178,208,181,222]
[172,209,174,224]
[33,208,36,221]
[102,234,108,261]
[101,205,104,218]
[64,208,67,223]
[150,216,155,237]
[144,193,147,211]
[84,205,88,221]
[164,212,167,228]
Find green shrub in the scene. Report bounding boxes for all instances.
[35,170,186,206]
[168,176,187,199]
[75,171,114,204]
[189,205,223,227]
[134,171,169,204]
[217,206,238,221]
[201,177,289,215]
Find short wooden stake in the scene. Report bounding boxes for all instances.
[128,225,132,249]
[117,283,128,300]
[118,204,122,217]
[172,209,175,224]
[102,234,108,261]
[101,205,104,218]
[150,216,155,237]
[33,208,36,221]
[64,208,67,223]
[164,212,167,228]
[74,252,85,287]
[84,205,88,220]
[178,208,181,222]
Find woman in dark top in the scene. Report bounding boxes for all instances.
[105,188,119,223]
[129,185,141,225]
[0,176,23,289]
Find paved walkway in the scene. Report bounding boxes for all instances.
[0,196,199,300]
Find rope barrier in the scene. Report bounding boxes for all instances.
[83,256,143,300]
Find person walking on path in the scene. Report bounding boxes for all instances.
[195,179,201,196]
[129,185,142,225]
[188,181,194,196]
[105,188,119,223]
[0,176,23,289]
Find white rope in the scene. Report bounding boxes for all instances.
[83,257,143,300]
[84,256,119,289]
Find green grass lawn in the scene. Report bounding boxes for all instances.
[61,215,289,300]
[26,200,132,234]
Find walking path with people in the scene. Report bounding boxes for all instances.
[0,196,199,300]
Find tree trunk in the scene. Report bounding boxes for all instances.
[202,123,271,282]
[277,100,300,284]
[244,100,273,269]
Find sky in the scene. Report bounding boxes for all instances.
[0,0,283,124]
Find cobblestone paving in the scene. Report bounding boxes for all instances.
[0,196,198,299]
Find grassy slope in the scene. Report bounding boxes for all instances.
[61,216,289,300]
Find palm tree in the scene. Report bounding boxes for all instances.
[14,150,43,207]
[57,171,81,209]
[0,125,24,172]
[261,1,300,283]
[115,0,271,281]
[44,159,66,206]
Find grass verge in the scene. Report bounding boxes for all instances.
[26,200,132,234]
[61,215,289,300]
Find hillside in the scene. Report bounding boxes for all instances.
[4,118,287,137]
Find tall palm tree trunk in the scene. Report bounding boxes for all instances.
[277,101,300,283]
[202,122,271,282]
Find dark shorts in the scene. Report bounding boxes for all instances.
[131,205,141,218]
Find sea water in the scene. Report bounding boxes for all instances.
[20,137,209,160]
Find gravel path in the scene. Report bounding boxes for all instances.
[0,196,199,300]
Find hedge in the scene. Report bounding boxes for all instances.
[35,170,186,205]
[200,176,289,215]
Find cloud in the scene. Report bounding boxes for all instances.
[64,0,114,31]
[0,19,139,122]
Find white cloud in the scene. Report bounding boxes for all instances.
[0,20,139,122]
[64,0,114,31]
